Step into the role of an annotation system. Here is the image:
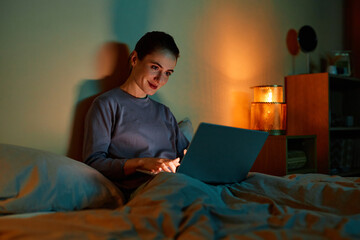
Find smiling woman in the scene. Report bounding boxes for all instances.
[121,49,177,97]
[83,31,189,201]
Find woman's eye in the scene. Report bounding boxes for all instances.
[165,72,172,77]
[151,65,159,71]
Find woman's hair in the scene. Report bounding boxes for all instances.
[134,31,180,60]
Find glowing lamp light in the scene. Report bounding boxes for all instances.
[251,85,286,135]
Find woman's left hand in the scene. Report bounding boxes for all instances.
[164,157,180,173]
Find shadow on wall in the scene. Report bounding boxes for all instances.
[67,42,130,161]
[67,1,151,161]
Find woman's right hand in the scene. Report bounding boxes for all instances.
[124,157,180,175]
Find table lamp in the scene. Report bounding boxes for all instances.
[251,85,286,135]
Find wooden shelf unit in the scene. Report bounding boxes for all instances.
[251,135,317,176]
[285,73,360,176]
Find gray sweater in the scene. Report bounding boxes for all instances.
[83,88,189,190]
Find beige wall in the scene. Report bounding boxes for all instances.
[0,0,344,157]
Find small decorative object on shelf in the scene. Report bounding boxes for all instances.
[251,85,286,135]
[287,150,307,170]
[327,51,352,76]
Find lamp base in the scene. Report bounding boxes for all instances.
[250,102,287,134]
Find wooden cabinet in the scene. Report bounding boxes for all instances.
[251,135,316,176]
[285,72,360,176]
[285,73,329,173]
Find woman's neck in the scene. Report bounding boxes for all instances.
[120,78,147,98]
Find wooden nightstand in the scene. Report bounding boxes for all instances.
[250,135,317,176]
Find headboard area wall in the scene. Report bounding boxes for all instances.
[0,0,344,157]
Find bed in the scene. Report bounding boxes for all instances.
[1,142,360,239]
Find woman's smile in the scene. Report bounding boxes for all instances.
[148,81,158,90]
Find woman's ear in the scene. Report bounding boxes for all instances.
[129,51,138,67]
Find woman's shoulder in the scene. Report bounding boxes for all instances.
[149,97,170,111]
[149,98,177,121]
[93,88,125,104]
[97,87,121,98]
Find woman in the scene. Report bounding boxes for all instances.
[83,31,189,200]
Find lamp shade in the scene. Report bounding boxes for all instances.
[253,85,284,102]
[251,85,286,135]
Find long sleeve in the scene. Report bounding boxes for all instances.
[83,98,127,180]
[171,114,189,159]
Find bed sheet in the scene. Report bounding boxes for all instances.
[1,172,359,239]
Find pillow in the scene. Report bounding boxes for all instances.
[0,143,125,214]
[178,117,194,142]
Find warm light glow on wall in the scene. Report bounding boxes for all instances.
[195,4,267,82]
[188,1,279,128]
[251,85,286,135]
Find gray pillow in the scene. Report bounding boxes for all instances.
[0,144,124,214]
[178,117,194,142]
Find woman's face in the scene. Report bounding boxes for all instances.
[130,49,177,97]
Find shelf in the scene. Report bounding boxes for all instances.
[329,75,360,82]
[330,127,360,131]
[329,75,360,89]
[251,135,317,176]
[286,135,317,175]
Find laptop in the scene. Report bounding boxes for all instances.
[138,122,269,184]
